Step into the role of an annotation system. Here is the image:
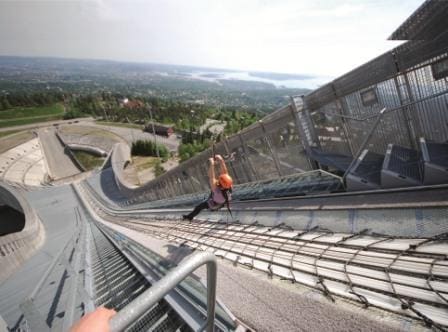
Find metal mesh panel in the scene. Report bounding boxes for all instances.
[333,52,397,97]
[395,33,448,71]
[341,79,403,153]
[369,111,413,154]
[389,0,448,40]
[241,127,280,180]
[410,93,448,142]
[165,178,178,198]
[304,83,335,110]
[406,63,448,100]
[310,103,352,156]
[262,105,293,124]
[180,174,197,195]
[226,135,254,183]
[264,113,312,174]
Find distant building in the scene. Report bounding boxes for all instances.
[118,98,145,110]
[199,118,226,135]
[144,122,174,137]
[118,98,129,106]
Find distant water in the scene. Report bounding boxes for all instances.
[186,70,330,89]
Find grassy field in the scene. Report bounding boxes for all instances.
[96,120,143,130]
[59,125,124,141]
[0,130,21,138]
[132,156,160,172]
[73,150,105,170]
[0,131,35,154]
[0,104,64,128]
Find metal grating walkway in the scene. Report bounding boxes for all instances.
[88,222,192,332]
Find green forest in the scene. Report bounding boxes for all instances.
[0,90,260,161]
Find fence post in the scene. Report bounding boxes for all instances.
[394,75,419,150]
[238,133,259,181]
[290,96,318,170]
[258,120,283,177]
[332,85,356,157]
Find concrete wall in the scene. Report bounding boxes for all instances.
[0,183,45,283]
[111,143,138,197]
[68,144,108,157]
[54,132,86,172]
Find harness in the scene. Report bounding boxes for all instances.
[209,187,233,218]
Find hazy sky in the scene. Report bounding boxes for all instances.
[0,0,422,78]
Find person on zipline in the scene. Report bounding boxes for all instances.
[183,154,233,221]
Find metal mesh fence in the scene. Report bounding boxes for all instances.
[310,102,352,156]
[241,125,280,181]
[264,111,312,174]
[128,32,448,201]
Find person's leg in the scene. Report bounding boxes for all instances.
[183,201,209,220]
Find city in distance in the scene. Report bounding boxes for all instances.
[0,56,314,112]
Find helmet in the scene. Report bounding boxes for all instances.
[218,174,233,189]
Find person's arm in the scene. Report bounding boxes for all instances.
[208,158,217,190]
[215,154,228,174]
[70,307,116,332]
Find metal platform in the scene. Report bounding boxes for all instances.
[421,137,448,185]
[381,144,424,188]
[346,149,384,191]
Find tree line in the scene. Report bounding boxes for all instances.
[0,91,64,110]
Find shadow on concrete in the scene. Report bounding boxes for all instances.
[0,205,25,236]
[164,244,193,265]
[99,168,127,202]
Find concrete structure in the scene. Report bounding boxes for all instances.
[37,127,81,180]
[0,182,45,283]
[88,122,180,152]
[57,125,126,155]
[0,138,47,187]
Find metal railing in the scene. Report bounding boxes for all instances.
[109,251,217,332]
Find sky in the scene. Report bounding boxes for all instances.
[0,0,423,78]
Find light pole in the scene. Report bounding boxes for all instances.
[190,110,195,142]
[126,116,135,142]
[147,105,160,158]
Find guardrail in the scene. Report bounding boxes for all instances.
[109,251,217,332]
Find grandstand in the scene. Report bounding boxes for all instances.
[1,1,448,331]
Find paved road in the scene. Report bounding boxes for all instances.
[0,117,95,133]
[38,128,81,180]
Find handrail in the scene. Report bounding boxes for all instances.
[109,251,217,332]
[318,88,448,122]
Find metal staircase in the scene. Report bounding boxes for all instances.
[346,138,448,191]
[381,144,423,188]
[421,137,448,185]
[344,150,384,191]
